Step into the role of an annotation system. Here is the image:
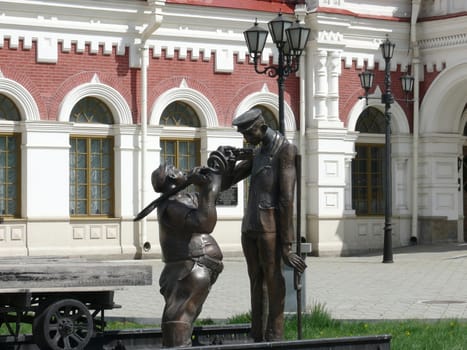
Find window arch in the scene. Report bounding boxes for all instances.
[352,107,385,216]
[0,77,40,121]
[70,97,113,124]
[347,88,409,134]
[0,94,21,217]
[69,97,114,217]
[0,94,21,121]
[235,89,296,132]
[159,101,200,127]
[150,84,217,127]
[355,107,386,133]
[58,82,132,124]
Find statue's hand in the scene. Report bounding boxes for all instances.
[187,166,211,186]
[217,146,238,167]
[283,250,307,274]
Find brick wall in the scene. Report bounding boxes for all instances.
[339,59,439,132]
[0,40,301,126]
[148,49,300,127]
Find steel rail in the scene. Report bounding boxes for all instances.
[1,324,391,350]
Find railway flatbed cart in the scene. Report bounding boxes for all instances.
[0,257,152,350]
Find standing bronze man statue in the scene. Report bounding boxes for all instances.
[221,108,306,342]
[151,163,223,347]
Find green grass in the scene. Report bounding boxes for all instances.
[1,304,466,349]
[283,303,467,350]
[212,303,467,350]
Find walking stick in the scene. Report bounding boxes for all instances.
[295,154,303,340]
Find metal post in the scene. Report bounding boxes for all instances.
[359,36,414,263]
[382,55,394,264]
[295,154,302,339]
[277,49,286,136]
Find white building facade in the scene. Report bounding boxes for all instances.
[0,0,465,258]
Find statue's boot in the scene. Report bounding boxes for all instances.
[265,327,284,342]
[265,314,284,342]
[161,321,192,348]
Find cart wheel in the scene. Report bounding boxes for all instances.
[33,299,93,350]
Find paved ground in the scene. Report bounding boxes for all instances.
[106,242,467,323]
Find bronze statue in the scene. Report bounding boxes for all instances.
[151,163,223,347]
[220,108,306,342]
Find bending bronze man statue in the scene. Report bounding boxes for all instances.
[220,108,306,342]
[151,163,223,347]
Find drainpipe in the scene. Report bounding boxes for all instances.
[411,0,421,243]
[139,1,164,254]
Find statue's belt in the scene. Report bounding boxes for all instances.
[163,255,223,277]
[164,234,223,274]
[192,254,224,275]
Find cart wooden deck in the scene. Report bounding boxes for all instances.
[0,257,152,350]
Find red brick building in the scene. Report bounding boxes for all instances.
[0,0,465,257]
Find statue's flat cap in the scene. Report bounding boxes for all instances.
[232,108,262,130]
[151,163,169,193]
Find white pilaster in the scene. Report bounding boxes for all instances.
[418,134,459,219]
[22,121,71,219]
[327,50,342,124]
[314,50,328,123]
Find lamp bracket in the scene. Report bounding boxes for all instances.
[359,95,414,105]
[252,54,300,78]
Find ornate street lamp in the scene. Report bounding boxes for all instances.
[244,20,269,57]
[380,36,395,264]
[358,70,375,105]
[358,36,414,264]
[244,14,310,135]
[401,72,415,103]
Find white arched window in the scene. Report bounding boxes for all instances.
[159,101,201,174]
[0,94,21,217]
[351,106,386,216]
[150,82,215,174]
[59,79,132,218]
[69,97,114,217]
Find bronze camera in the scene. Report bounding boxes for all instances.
[207,146,253,173]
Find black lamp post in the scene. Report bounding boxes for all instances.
[358,36,414,264]
[380,36,396,264]
[243,14,310,135]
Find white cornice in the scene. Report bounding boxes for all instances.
[0,1,147,30]
[307,0,412,18]
[416,15,467,71]
[419,0,467,18]
[0,0,153,62]
[0,0,464,76]
[419,33,467,50]
[309,11,412,71]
